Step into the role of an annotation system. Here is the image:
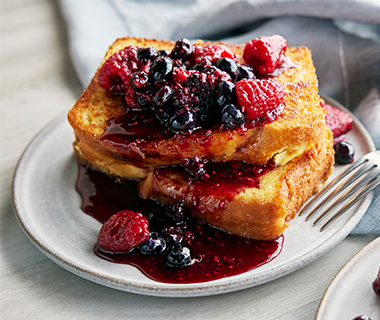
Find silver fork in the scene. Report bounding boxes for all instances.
[299,150,380,231]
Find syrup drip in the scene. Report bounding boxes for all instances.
[76,163,284,284]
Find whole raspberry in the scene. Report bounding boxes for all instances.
[98,46,151,95]
[97,210,150,253]
[243,35,287,75]
[235,79,285,122]
[322,103,353,138]
[190,44,237,66]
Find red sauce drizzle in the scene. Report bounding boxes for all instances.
[75,163,283,284]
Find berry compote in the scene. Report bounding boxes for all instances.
[76,163,283,284]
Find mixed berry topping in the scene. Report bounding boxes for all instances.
[97,210,150,253]
[334,140,355,164]
[98,36,290,135]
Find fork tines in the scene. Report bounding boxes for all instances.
[299,150,380,231]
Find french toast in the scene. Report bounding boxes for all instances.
[139,128,334,240]
[68,35,335,242]
[68,37,327,180]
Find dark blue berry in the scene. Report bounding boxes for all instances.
[212,81,236,107]
[137,46,159,61]
[220,104,245,128]
[150,57,173,83]
[237,65,256,81]
[166,243,193,268]
[139,232,166,255]
[131,71,150,92]
[334,141,355,164]
[171,38,193,61]
[215,58,239,81]
[168,109,198,133]
[153,85,173,108]
[162,225,184,243]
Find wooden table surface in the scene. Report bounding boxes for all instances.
[0,1,378,319]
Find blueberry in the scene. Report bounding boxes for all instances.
[334,141,355,164]
[139,232,166,255]
[166,243,193,268]
[137,46,159,61]
[215,58,239,81]
[220,104,245,128]
[153,85,173,108]
[150,57,173,83]
[171,38,193,61]
[131,71,150,92]
[237,65,256,81]
[212,81,236,107]
[168,109,198,133]
[162,225,184,243]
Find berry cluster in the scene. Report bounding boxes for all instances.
[97,201,197,268]
[98,36,288,133]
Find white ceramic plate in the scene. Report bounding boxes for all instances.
[12,96,375,297]
[315,236,380,320]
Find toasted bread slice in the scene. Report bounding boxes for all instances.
[139,129,334,240]
[68,37,326,179]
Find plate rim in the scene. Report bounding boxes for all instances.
[12,95,376,297]
[314,235,380,319]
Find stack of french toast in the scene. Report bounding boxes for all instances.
[68,35,334,241]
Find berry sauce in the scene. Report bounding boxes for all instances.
[75,163,283,284]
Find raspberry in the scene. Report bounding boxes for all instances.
[97,210,150,253]
[190,44,237,66]
[235,79,285,121]
[322,103,353,138]
[243,35,287,75]
[98,46,151,95]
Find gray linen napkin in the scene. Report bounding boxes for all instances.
[59,0,380,234]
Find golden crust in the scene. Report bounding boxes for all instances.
[67,37,327,179]
[139,129,334,240]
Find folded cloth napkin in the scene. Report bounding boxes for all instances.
[59,0,380,234]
